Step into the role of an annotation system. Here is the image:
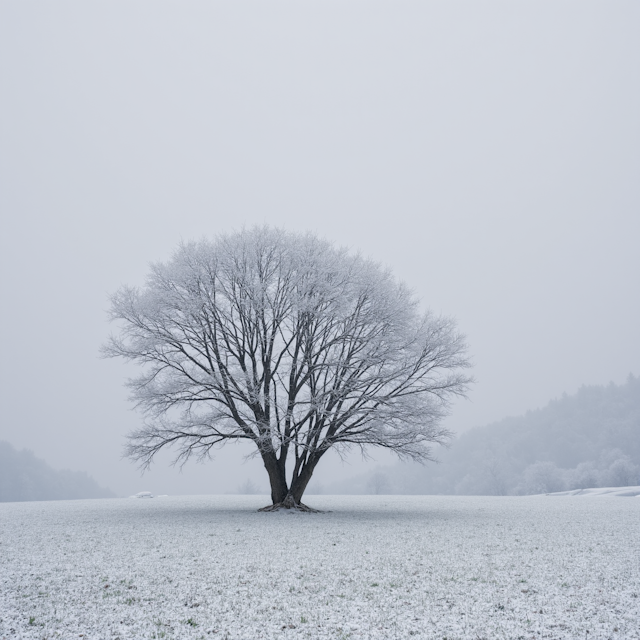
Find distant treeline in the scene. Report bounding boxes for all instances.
[0,441,115,502]
[316,374,640,495]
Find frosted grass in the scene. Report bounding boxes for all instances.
[1,495,638,639]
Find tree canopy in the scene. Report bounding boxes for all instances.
[104,228,471,509]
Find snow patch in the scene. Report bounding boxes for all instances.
[544,485,640,497]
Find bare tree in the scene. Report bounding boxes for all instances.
[483,456,508,496]
[519,461,566,495]
[238,478,260,495]
[367,469,390,495]
[103,228,472,510]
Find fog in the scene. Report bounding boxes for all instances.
[1,1,638,497]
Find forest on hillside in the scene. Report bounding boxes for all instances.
[0,441,115,502]
[319,375,640,495]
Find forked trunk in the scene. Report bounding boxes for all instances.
[259,452,323,512]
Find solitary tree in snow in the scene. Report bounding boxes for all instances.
[103,228,472,510]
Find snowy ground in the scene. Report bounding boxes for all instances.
[1,495,638,640]
[545,486,640,498]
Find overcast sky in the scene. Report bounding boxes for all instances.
[1,1,638,497]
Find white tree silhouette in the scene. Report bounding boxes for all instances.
[103,228,472,509]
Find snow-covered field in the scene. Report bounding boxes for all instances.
[1,495,638,640]
[545,486,640,498]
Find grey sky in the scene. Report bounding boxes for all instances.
[1,1,638,497]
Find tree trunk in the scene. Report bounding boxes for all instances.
[259,451,323,512]
[262,452,288,504]
[289,453,322,504]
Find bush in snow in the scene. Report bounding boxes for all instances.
[602,456,639,487]
[565,461,601,490]
[517,461,566,495]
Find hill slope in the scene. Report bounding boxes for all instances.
[435,374,640,494]
[0,441,115,502]
[323,374,640,495]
